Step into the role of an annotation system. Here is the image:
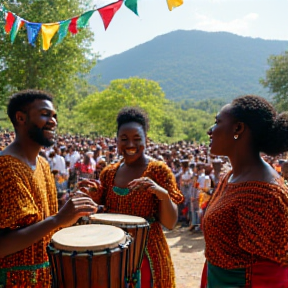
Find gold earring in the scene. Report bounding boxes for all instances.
[234,135,239,140]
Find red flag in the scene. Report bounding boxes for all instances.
[5,12,15,34]
[98,0,123,30]
[68,17,79,34]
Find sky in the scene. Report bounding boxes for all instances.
[89,0,288,59]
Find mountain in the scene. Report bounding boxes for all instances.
[88,30,288,101]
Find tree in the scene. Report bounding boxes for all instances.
[75,78,170,141]
[260,51,288,111]
[180,108,214,143]
[0,0,97,108]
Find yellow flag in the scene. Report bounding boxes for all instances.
[166,0,184,11]
[42,23,60,51]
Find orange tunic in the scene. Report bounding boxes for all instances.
[203,172,288,285]
[0,155,58,288]
[91,159,184,288]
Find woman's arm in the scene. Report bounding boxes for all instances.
[158,190,178,229]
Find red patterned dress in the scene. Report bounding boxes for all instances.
[90,159,184,288]
[0,155,58,288]
[202,171,288,288]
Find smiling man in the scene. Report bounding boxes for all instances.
[0,90,98,287]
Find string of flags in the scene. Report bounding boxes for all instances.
[0,0,184,51]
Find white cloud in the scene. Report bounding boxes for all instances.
[194,13,259,35]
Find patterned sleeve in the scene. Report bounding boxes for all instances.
[0,169,39,230]
[148,161,184,204]
[238,185,288,264]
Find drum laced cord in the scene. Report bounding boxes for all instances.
[120,234,141,288]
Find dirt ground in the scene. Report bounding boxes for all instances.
[164,225,206,288]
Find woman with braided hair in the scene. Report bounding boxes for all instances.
[201,95,288,288]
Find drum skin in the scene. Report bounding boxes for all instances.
[47,225,131,288]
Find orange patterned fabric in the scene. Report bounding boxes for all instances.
[91,159,184,288]
[203,171,288,284]
[0,155,58,288]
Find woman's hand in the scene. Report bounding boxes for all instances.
[128,177,169,200]
[77,179,101,195]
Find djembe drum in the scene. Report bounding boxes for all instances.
[47,224,131,288]
[89,214,150,287]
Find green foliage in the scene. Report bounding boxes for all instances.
[180,108,213,143]
[179,98,227,114]
[0,0,97,108]
[74,77,214,143]
[260,51,288,111]
[75,78,166,140]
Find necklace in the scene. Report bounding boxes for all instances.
[113,186,130,196]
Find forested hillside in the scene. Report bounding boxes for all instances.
[89,30,288,101]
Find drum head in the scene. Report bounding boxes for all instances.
[89,213,147,225]
[51,224,126,252]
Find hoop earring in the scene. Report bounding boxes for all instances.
[234,135,239,140]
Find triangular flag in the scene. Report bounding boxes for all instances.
[68,17,79,34]
[98,0,123,30]
[19,20,25,29]
[166,0,183,11]
[10,15,22,43]
[77,10,95,29]
[57,19,71,44]
[41,23,60,50]
[124,0,138,16]
[93,0,119,9]
[5,11,15,34]
[26,22,42,47]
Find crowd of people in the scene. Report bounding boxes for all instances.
[1,89,288,288]
[0,125,287,230]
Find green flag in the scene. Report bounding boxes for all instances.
[57,19,71,44]
[10,16,21,43]
[124,0,138,16]
[77,10,95,29]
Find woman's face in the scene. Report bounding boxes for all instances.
[207,104,237,157]
[117,122,146,164]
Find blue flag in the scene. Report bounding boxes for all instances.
[26,22,42,46]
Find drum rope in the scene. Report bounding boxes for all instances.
[105,248,112,288]
[59,250,66,288]
[88,251,93,288]
[71,251,77,288]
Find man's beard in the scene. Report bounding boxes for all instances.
[28,124,55,148]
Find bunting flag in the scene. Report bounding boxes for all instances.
[166,0,184,11]
[5,11,15,34]
[42,23,60,50]
[77,10,95,29]
[124,0,138,16]
[10,16,22,43]
[68,17,79,34]
[98,0,123,30]
[26,22,42,46]
[57,19,71,44]
[0,0,185,50]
